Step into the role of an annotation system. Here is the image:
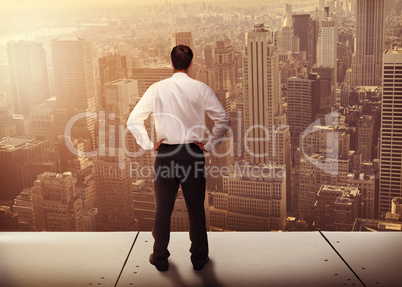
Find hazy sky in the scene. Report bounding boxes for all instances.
[2,0,300,14]
[2,0,215,12]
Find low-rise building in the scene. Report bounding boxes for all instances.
[314,185,361,231]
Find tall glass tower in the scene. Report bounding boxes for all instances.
[351,0,386,87]
[379,48,402,217]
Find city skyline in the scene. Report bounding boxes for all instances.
[1,0,402,232]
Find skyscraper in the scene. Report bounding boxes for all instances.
[357,115,375,162]
[7,41,50,115]
[94,79,138,231]
[243,24,289,165]
[243,23,291,211]
[312,66,336,108]
[292,14,310,58]
[351,0,386,87]
[51,37,97,144]
[102,79,138,149]
[32,172,85,231]
[292,14,317,64]
[171,31,194,50]
[52,37,96,114]
[379,48,402,217]
[12,188,34,231]
[204,44,214,69]
[98,53,128,110]
[279,14,299,53]
[131,67,172,97]
[93,153,136,231]
[29,97,56,139]
[213,34,236,96]
[316,7,337,83]
[287,73,320,164]
[0,137,52,201]
[99,54,127,86]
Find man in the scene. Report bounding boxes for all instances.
[127,45,230,271]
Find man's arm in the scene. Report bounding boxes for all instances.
[202,89,231,152]
[127,86,154,150]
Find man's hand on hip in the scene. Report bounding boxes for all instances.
[152,139,165,151]
[193,141,208,152]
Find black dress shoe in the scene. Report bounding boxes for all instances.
[192,256,209,271]
[149,253,169,271]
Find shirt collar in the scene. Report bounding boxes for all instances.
[172,72,189,79]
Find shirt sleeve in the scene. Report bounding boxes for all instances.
[127,85,154,150]
[204,88,231,152]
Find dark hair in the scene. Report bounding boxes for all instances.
[171,45,193,70]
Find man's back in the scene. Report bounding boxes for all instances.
[154,72,208,121]
[128,72,229,151]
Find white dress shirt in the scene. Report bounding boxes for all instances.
[127,72,230,152]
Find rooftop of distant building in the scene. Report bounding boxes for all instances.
[106,79,136,86]
[385,47,402,54]
[0,137,35,150]
[53,37,85,42]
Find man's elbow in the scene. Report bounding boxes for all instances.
[226,117,231,128]
[221,114,230,130]
[216,118,230,129]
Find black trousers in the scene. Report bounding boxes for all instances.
[153,143,208,262]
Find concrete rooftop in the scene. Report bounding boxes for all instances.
[0,231,401,287]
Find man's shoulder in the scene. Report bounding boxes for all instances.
[153,78,170,86]
[154,74,214,94]
[187,77,213,91]
[147,77,171,90]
